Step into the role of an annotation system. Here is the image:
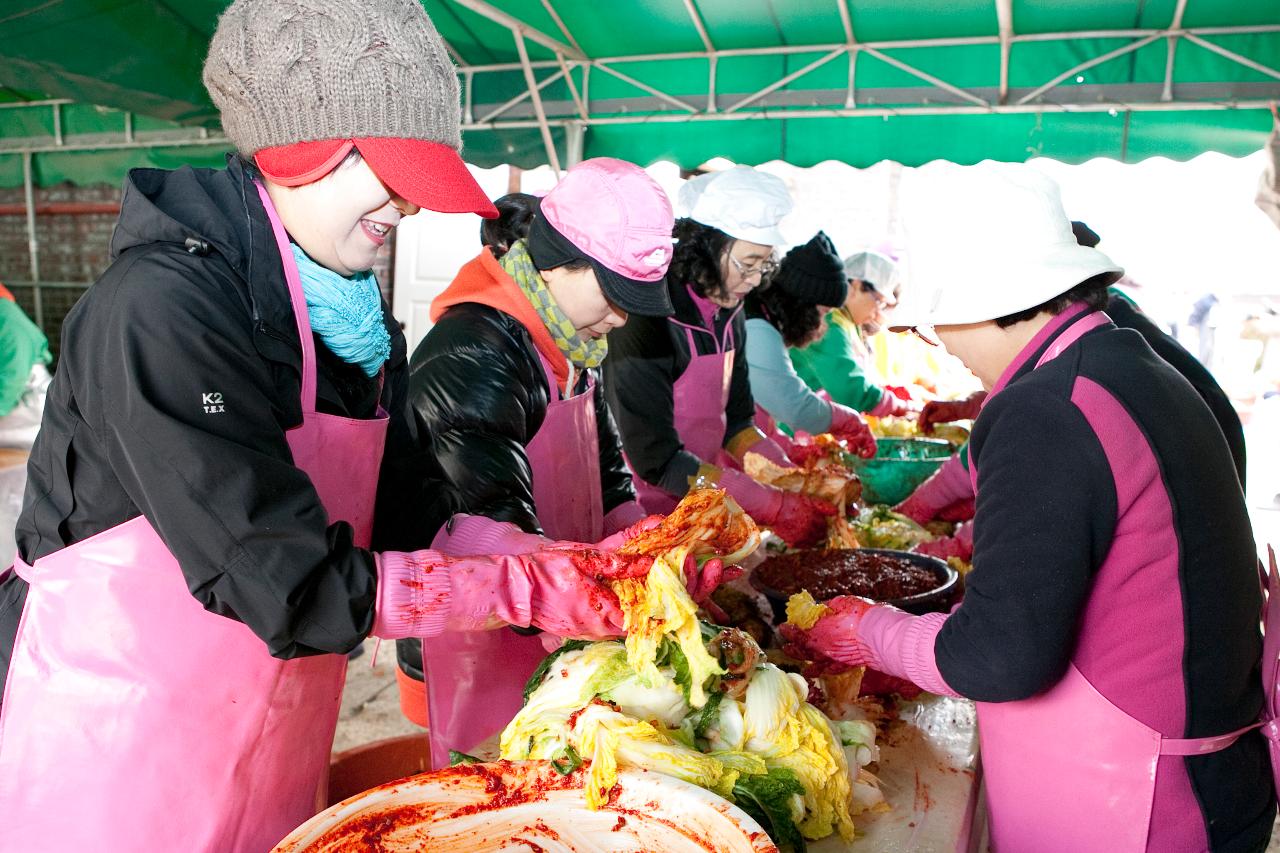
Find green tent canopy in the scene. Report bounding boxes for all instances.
[0,0,1278,185]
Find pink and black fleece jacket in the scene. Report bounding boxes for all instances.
[936,306,1272,852]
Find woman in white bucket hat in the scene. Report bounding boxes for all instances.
[785,161,1275,852]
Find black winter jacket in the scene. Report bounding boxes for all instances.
[0,157,450,688]
[604,278,755,497]
[406,302,636,537]
[1106,293,1246,488]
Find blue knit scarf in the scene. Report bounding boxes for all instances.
[290,244,390,377]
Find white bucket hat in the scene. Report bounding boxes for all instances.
[891,160,1123,330]
[843,250,899,300]
[678,165,794,246]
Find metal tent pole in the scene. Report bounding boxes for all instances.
[22,152,42,330]
[514,31,563,176]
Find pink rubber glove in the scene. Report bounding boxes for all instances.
[713,465,785,521]
[752,406,796,460]
[779,596,960,697]
[602,500,649,538]
[918,391,986,434]
[914,521,973,561]
[937,498,975,523]
[828,402,877,459]
[371,547,653,641]
[714,467,834,547]
[771,491,839,548]
[746,433,793,467]
[894,454,974,524]
[431,513,549,557]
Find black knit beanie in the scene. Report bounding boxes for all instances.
[1071,220,1101,248]
[773,231,847,307]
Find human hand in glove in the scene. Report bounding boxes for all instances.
[780,596,881,674]
[371,547,655,642]
[913,521,973,561]
[725,424,794,469]
[781,595,961,697]
[918,391,986,434]
[704,465,836,548]
[593,513,664,551]
[829,402,877,458]
[768,491,839,548]
[894,455,974,525]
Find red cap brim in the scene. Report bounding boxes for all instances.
[255,137,498,219]
[355,138,497,218]
[256,139,356,187]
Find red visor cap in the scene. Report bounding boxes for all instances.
[255,138,498,218]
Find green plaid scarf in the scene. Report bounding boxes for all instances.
[501,240,608,370]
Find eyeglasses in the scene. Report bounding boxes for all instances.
[859,280,890,306]
[729,254,779,280]
[906,325,940,347]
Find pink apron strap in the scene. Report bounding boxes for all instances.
[254,181,318,415]
[535,350,562,402]
[1033,311,1111,369]
[722,306,739,352]
[1159,719,1267,756]
[9,555,32,583]
[1262,546,1280,721]
[681,325,698,354]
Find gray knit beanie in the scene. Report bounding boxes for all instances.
[203,0,461,155]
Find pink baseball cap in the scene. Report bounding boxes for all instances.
[526,157,675,317]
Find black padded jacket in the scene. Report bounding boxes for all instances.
[404,302,636,537]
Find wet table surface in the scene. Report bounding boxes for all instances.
[816,695,982,853]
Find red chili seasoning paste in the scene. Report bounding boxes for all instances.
[756,549,941,601]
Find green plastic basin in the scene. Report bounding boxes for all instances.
[850,437,954,505]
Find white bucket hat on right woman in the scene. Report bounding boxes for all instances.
[891,160,1123,330]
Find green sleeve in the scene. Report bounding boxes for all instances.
[0,299,49,416]
[787,317,885,413]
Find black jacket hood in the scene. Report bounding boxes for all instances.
[112,156,257,278]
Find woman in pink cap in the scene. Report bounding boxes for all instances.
[0,2,659,850]
[383,159,713,761]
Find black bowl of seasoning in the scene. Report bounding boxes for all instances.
[750,547,959,623]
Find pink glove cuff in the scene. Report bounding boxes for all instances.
[867,391,896,418]
[432,513,549,557]
[603,500,648,537]
[860,607,962,698]
[750,434,793,467]
[717,466,784,523]
[902,454,974,516]
[372,551,454,640]
[828,402,864,433]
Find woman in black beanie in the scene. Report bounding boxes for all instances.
[744,231,877,450]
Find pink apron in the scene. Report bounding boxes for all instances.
[422,352,603,767]
[970,311,1280,852]
[0,182,388,853]
[633,319,736,514]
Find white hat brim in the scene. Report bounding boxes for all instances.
[711,222,787,247]
[890,243,1123,330]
